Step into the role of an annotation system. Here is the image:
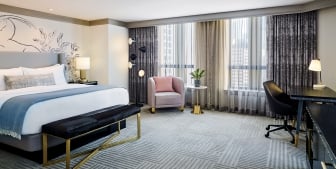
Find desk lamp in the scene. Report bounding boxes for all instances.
[309,59,325,89]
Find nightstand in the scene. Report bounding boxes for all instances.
[70,81,98,85]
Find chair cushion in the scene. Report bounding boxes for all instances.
[153,76,174,92]
[155,92,181,105]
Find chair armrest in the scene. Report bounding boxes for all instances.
[147,77,156,107]
[172,77,185,106]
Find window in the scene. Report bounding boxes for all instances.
[158,23,195,84]
[229,17,267,90]
[157,17,267,89]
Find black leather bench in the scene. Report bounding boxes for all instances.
[42,104,141,169]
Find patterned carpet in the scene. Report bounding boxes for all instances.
[0,107,308,169]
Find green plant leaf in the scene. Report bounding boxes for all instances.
[190,68,205,80]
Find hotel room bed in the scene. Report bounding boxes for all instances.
[0,52,129,152]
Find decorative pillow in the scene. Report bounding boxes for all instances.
[153,76,174,92]
[5,73,55,90]
[22,64,67,85]
[0,67,23,91]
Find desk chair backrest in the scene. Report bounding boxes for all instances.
[263,80,297,116]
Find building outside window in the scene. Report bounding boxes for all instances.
[229,17,267,90]
[158,17,266,90]
[158,23,195,85]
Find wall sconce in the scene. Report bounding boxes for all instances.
[309,59,325,89]
[128,38,135,45]
[139,46,146,53]
[135,69,145,107]
[128,53,137,69]
[75,57,90,82]
[130,54,137,60]
[138,69,145,77]
[128,62,135,69]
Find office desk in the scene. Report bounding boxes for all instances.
[306,103,336,169]
[290,87,336,147]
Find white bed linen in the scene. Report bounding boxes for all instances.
[0,84,129,135]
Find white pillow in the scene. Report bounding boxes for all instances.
[22,64,67,85]
[0,68,23,91]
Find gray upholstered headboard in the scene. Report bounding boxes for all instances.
[0,52,65,69]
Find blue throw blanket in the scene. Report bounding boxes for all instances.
[0,85,113,140]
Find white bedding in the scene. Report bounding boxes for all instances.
[0,84,129,135]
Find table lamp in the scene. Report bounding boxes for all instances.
[75,57,90,82]
[308,59,325,89]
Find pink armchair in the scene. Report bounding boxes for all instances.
[147,76,185,113]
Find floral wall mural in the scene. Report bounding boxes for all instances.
[0,14,81,81]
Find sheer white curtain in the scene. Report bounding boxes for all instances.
[158,23,195,85]
[227,17,267,115]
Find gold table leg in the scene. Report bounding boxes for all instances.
[191,88,204,114]
[295,134,299,146]
[192,105,204,114]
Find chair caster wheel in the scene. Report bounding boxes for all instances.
[266,126,270,130]
[265,133,269,138]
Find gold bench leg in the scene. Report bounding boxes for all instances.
[43,112,141,169]
[66,139,71,169]
[137,113,141,139]
[42,133,48,166]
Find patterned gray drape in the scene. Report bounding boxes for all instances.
[128,27,158,103]
[267,11,317,93]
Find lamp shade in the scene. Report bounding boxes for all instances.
[130,54,137,60]
[128,38,135,45]
[308,59,321,72]
[76,57,90,70]
[138,69,145,77]
[128,62,134,69]
[139,46,146,53]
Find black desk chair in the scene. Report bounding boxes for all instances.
[263,80,297,143]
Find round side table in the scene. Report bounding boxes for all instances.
[187,85,207,114]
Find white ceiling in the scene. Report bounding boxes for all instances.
[0,0,314,22]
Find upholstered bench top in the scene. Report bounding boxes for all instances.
[42,104,140,139]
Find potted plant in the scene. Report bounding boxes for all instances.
[190,68,205,87]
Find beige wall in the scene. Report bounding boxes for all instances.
[107,25,128,88]
[89,24,129,88]
[88,25,109,85]
[318,7,336,91]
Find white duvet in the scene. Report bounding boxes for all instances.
[0,84,129,135]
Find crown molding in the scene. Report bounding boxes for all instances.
[126,0,336,28]
[89,18,127,27]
